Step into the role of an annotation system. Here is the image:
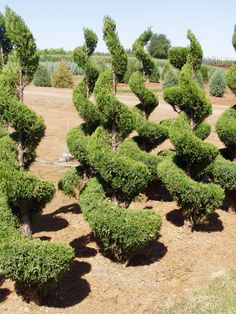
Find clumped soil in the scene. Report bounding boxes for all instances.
[0,85,236,314]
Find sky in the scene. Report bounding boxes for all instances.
[0,0,236,59]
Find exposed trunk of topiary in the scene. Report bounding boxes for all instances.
[20,207,32,238]
[17,137,24,167]
[224,190,236,213]
[112,71,117,95]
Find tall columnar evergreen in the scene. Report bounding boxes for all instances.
[161,31,224,226]
[5,7,39,101]
[73,28,99,98]
[0,12,12,67]
[227,25,236,95]
[103,16,127,94]
[59,20,162,263]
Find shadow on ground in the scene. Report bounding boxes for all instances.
[166,209,223,232]
[70,233,97,258]
[0,275,11,303]
[43,260,91,308]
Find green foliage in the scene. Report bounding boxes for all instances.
[80,177,162,261]
[216,105,236,151]
[163,86,182,111]
[168,47,188,70]
[103,16,127,81]
[148,33,171,59]
[194,70,204,89]
[0,90,46,165]
[187,30,203,73]
[58,167,83,197]
[227,64,236,95]
[51,60,73,88]
[0,62,19,98]
[66,125,89,164]
[193,121,211,140]
[5,7,39,84]
[134,111,168,151]
[84,28,98,56]
[0,12,12,66]
[149,64,160,83]
[209,154,236,191]
[87,127,151,200]
[209,69,226,97]
[180,63,212,123]
[169,114,218,166]
[157,156,224,224]
[133,29,154,77]
[129,71,158,118]
[123,57,142,83]
[232,25,236,51]
[200,65,209,82]
[1,240,74,291]
[162,68,179,89]
[118,139,163,180]
[33,64,51,87]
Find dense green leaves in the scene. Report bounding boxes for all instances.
[168,47,188,70]
[103,16,127,82]
[187,30,203,73]
[148,33,171,59]
[0,12,12,66]
[209,69,226,97]
[80,177,162,261]
[227,65,236,95]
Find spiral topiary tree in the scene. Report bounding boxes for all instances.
[59,19,162,264]
[0,8,75,302]
[161,30,224,227]
[227,25,236,95]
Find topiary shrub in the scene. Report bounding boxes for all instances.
[80,177,162,262]
[59,19,164,263]
[168,46,188,70]
[162,67,179,89]
[209,69,226,97]
[200,65,209,82]
[33,64,51,87]
[123,58,142,83]
[51,60,73,88]
[227,64,236,95]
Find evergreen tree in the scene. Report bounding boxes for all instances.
[227,25,236,95]
[59,20,162,264]
[162,31,224,227]
[5,7,39,101]
[0,12,12,67]
[148,33,171,59]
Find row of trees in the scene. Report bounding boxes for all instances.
[0,7,74,303]
[60,16,236,268]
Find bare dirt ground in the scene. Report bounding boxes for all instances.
[0,85,236,314]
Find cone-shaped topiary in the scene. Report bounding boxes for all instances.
[59,19,162,263]
[51,60,73,88]
[209,69,226,97]
[33,64,51,87]
[161,31,224,226]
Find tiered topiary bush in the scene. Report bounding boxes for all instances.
[0,7,74,302]
[161,30,224,227]
[59,18,163,264]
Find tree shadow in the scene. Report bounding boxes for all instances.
[38,236,51,241]
[129,241,168,267]
[166,209,224,232]
[145,180,173,202]
[70,234,97,258]
[53,203,81,215]
[33,214,69,233]
[193,213,224,232]
[0,275,11,303]
[166,208,184,227]
[42,260,91,308]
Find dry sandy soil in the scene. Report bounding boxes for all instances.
[0,85,236,314]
